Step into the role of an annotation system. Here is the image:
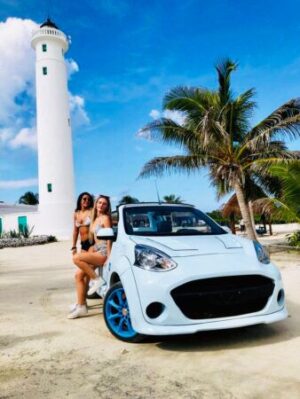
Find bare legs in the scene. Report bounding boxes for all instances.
[73,251,107,303]
[74,270,89,306]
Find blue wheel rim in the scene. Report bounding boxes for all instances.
[105,287,136,338]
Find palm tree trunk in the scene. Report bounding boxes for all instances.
[248,200,256,231]
[268,219,273,236]
[234,182,257,240]
[229,212,236,234]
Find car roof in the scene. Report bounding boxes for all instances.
[118,202,195,209]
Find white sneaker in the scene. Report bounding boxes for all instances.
[69,303,87,313]
[87,277,105,296]
[69,303,77,313]
[67,305,88,319]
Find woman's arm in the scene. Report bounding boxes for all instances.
[72,213,79,254]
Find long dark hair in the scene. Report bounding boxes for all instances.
[75,192,94,212]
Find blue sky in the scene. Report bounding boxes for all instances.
[0,0,300,211]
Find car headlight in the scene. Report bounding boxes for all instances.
[134,244,177,271]
[253,241,270,264]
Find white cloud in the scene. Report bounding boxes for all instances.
[163,109,186,125]
[137,109,186,141]
[0,178,38,189]
[69,94,90,128]
[0,17,37,124]
[149,109,186,125]
[149,109,160,119]
[9,127,37,150]
[66,59,79,78]
[136,128,152,140]
[0,17,89,152]
[0,128,13,144]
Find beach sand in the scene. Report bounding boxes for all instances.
[0,240,299,398]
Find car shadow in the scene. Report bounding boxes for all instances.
[145,300,299,351]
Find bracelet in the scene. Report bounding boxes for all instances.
[71,246,77,251]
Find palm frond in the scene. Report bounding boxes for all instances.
[138,118,197,149]
[163,87,221,128]
[139,155,208,178]
[227,89,256,139]
[215,58,237,106]
[253,197,299,222]
[244,98,300,149]
[268,162,300,215]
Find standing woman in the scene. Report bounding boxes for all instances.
[71,192,94,254]
[68,195,112,319]
[69,192,94,317]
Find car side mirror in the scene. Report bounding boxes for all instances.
[96,227,116,241]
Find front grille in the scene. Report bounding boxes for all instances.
[171,275,274,320]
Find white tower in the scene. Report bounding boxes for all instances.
[31,19,75,239]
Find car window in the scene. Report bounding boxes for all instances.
[111,211,118,235]
[124,206,225,236]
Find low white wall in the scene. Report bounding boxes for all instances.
[0,212,40,235]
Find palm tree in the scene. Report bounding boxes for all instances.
[18,191,39,205]
[139,59,300,240]
[163,194,184,203]
[118,195,139,204]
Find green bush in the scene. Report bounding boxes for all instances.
[287,230,300,248]
[20,225,34,238]
[47,235,57,243]
[9,229,21,238]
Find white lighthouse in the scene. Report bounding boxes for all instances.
[31,19,75,239]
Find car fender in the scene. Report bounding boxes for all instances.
[118,266,148,333]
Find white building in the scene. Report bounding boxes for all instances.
[0,19,75,239]
[0,203,38,236]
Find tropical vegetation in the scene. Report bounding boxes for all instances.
[163,194,184,203]
[18,191,39,205]
[254,162,300,222]
[139,59,300,240]
[118,195,139,204]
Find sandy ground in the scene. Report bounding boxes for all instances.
[0,241,300,399]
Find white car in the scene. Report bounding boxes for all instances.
[98,203,287,342]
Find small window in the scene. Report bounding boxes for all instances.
[68,118,70,126]
[42,66,47,75]
[47,183,52,192]
[42,44,47,52]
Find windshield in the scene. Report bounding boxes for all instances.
[123,206,226,236]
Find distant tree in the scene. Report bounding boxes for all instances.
[207,210,229,225]
[18,191,39,205]
[163,194,184,203]
[119,195,139,204]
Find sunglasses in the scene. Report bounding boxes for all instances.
[82,197,90,201]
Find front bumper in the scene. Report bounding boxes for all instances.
[121,253,287,336]
[132,307,288,336]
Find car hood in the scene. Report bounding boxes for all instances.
[130,234,243,256]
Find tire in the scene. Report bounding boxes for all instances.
[103,282,144,343]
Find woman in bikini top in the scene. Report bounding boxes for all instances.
[71,192,94,254]
[90,218,108,256]
[70,195,112,319]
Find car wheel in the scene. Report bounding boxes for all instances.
[103,282,144,343]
